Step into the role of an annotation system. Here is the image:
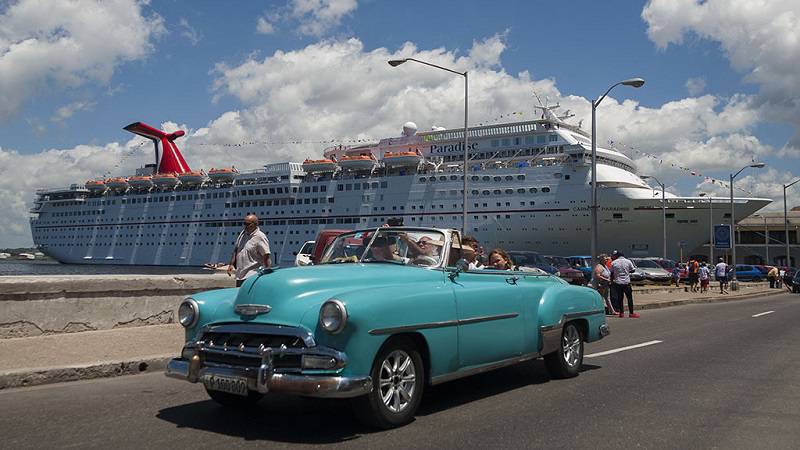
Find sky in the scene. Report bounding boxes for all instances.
[0,0,799,247]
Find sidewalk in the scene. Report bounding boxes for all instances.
[0,283,788,390]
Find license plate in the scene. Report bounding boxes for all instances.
[202,374,249,396]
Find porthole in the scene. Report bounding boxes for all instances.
[542,187,551,193]
[493,189,502,195]
[529,188,538,193]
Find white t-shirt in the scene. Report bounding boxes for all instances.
[699,266,710,280]
[714,262,728,278]
[234,227,271,280]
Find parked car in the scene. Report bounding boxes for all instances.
[507,251,559,275]
[630,258,672,283]
[733,264,763,281]
[166,227,609,429]
[567,256,593,283]
[294,240,315,266]
[628,260,647,284]
[545,256,586,285]
[309,229,350,265]
[647,258,677,270]
[792,270,800,293]
[753,265,771,277]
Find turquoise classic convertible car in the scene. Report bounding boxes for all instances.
[166,227,609,428]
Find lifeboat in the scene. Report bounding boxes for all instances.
[128,175,153,190]
[208,167,239,183]
[338,154,377,171]
[152,173,180,188]
[105,177,129,191]
[383,150,422,168]
[302,158,338,173]
[178,170,207,186]
[85,180,107,192]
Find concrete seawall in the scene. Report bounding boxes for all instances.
[0,274,233,339]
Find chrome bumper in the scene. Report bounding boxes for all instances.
[166,358,372,398]
[599,323,610,338]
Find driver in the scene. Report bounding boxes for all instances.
[368,235,409,263]
[400,234,443,265]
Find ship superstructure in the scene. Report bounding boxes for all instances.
[29,113,770,265]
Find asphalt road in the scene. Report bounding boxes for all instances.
[3,293,799,449]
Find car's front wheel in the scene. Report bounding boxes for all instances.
[351,337,424,429]
[544,322,584,379]
[205,387,263,408]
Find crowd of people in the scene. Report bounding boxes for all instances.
[590,251,640,318]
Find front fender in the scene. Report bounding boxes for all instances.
[300,275,457,380]
[184,288,239,341]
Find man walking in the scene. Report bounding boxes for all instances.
[714,258,729,294]
[228,214,271,287]
[610,250,639,318]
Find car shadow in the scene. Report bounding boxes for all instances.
[156,360,602,443]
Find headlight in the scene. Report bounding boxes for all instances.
[178,298,199,328]
[319,299,347,334]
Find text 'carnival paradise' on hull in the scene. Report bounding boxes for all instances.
[29,111,770,266]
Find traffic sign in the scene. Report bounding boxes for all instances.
[714,224,731,249]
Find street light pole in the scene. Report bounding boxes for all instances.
[388,58,469,235]
[784,179,800,267]
[699,193,713,263]
[642,175,666,259]
[590,78,645,265]
[764,215,769,264]
[730,162,766,289]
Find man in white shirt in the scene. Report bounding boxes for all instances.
[714,258,729,294]
[610,250,639,318]
[228,214,271,287]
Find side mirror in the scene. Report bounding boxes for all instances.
[450,259,470,280]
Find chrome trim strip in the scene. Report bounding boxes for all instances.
[165,358,371,398]
[368,312,519,335]
[565,310,604,319]
[430,352,541,385]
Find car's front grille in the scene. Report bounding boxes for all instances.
[202,331,306,350]
[197,325,309,371]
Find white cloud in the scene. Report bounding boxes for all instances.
[256,0,357,37]
[642,0,800,147]
[178,17,201,46]
[256,17,275,35]
[686,77,706,96]
[50,100,96,123]
[0,0,165,121]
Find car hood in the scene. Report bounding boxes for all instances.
[213,263,443,327]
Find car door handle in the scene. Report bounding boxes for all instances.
[505,276,519,285]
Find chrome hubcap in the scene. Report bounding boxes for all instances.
[562,326,582,367]
[378,350,416,413]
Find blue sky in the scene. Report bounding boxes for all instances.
[0,0,798,246]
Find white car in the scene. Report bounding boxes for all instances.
[294,240,315,266]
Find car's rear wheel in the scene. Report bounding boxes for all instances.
[351,337,424,429]
[544,322,584,379]
[205,387,263,408]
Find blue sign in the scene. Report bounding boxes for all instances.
[714,224,731,249]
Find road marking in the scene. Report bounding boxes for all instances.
[585,340,663,358]
[752,310,775,318]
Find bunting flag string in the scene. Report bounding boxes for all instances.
[607,138,754,196]
[101,141,148,178]
[193,137,379,147]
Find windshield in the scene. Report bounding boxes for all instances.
[299,241,315,254]
[509,251,547,267]
[632,259,661,269]
[319,228,447,267]
[548,256,570,267]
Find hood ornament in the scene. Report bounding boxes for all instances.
[235,304,272,316]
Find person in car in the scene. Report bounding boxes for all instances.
[398,234,443,265]
[367,235,409,263]
[487,248,514,270]
[461,236,484,270]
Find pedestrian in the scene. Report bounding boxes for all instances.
[227,214,271,287]
[671,264,681,287]
[688,259,699,292]
[778,267,786,289]
[592,254,614,315]
[610,250,639,318]
[767,266,779,288]
[699,262,710,293]
[714,258,729,294]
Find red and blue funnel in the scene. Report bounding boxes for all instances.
[124,122,190,174]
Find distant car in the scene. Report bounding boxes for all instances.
[792,271,800,293]
[294,241,315,266]
[627,260,646,284]
[567,256,593,283]
[630,258,672,283]
[545,256,586,285]
[647,258,677,270]
[508,251,558,275]
[753,265,771,277]
[733,264,763,281]
[310,229,350,265]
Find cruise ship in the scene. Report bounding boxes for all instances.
[29,109,771,266]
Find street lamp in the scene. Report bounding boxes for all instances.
[388,57,469,235]
[730,162,766,289]
[641,175,666,259]
[699,192,714,263]
[784,178,800,268]
[591,78,645,264]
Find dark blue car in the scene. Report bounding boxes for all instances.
[568,256,593,283]
[734,264,763,281]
